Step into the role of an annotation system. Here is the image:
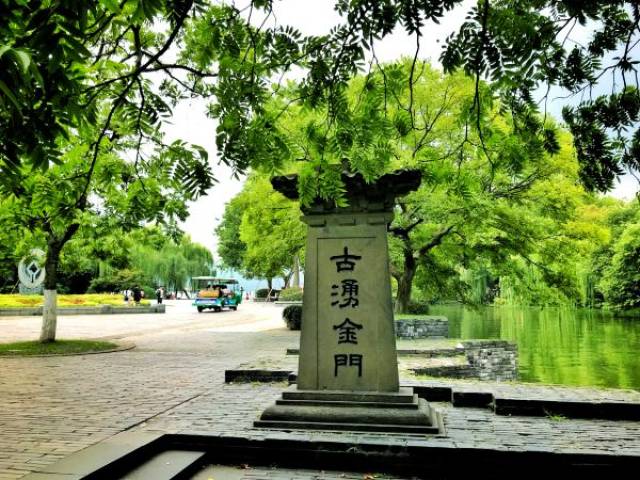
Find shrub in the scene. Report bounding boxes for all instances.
[142,286,155,300]
[406,299,430,315]
[255,288,280,300]
[279,287,303,301]
[87,269,149,293]
[87,276,120,293]
[282,304,302,330]
[255,288,269,299]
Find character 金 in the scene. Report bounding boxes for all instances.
[332,318,363,344]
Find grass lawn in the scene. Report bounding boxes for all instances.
[0,339,119,356]
[0,293,150,308]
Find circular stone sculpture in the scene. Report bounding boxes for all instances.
[18,249,46,289]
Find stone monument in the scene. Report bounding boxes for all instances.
[255,168,440,433]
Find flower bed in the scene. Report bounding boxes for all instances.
[0,293,150,308]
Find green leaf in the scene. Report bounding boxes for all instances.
[100,0,121,13]
[10,49,30,73]
[0,80,21,110]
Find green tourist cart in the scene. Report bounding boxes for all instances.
[191,276,242,313]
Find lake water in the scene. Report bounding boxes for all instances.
[428,305,640,391]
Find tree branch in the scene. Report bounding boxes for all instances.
[418,225,456,258]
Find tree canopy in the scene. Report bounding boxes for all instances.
[2,1,638,197]
[247,59,614,311]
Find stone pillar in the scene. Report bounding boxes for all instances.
[255,169,441,433]
[297,211,398,392]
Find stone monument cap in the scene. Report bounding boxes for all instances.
[271,167,422,214]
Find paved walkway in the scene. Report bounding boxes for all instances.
[1,303,639,479]
[0,302,295,480]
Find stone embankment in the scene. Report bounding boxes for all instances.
[412,340,518,381]
[395,316,449,338]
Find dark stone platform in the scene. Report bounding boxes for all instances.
[226,368,640,422]
[255,386,441,434]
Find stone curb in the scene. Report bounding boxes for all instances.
[0,304,165,316]
[0,340,136,358]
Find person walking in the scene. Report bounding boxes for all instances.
[156,287,163,304]
[132,285,142,305]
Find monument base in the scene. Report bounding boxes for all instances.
[255,387,442,434]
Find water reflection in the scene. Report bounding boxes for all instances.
[429,306,640,390]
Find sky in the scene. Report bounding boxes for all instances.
[168,0,639,257]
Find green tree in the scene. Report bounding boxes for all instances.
[598,202,640,309]
[4,1,637,196]
[217,175,305,288]
[239,176,305,288]
[0,127,206,341]
[88,227,216,295]
[3,1,639,327]
[215,198,247,272]
[262,60,596,311]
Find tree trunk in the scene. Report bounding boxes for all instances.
[40,242,61,343]
[267,277,273,290]
[292,255,300,288]
[394,249,417,314]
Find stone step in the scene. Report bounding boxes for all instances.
[276,398,420,409]
[119,450,205,480]
[253,419,440,434]
[282,387,416,404]
[256,398,440,432]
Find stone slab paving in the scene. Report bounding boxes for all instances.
[1,303,639,479]
[128,382,640,457]
[0,303,293,480]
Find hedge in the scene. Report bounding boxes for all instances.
[279,287,303,301]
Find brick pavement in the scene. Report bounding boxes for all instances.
[1,303,640,479]
[0,303,294,479]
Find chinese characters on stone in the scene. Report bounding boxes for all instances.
[330,247,364,377]
[331,279,359,308]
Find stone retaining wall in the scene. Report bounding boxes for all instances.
[395,316,449,339]
[463,340,518,381]
[0,304,165,316]
[413,340,518,381]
